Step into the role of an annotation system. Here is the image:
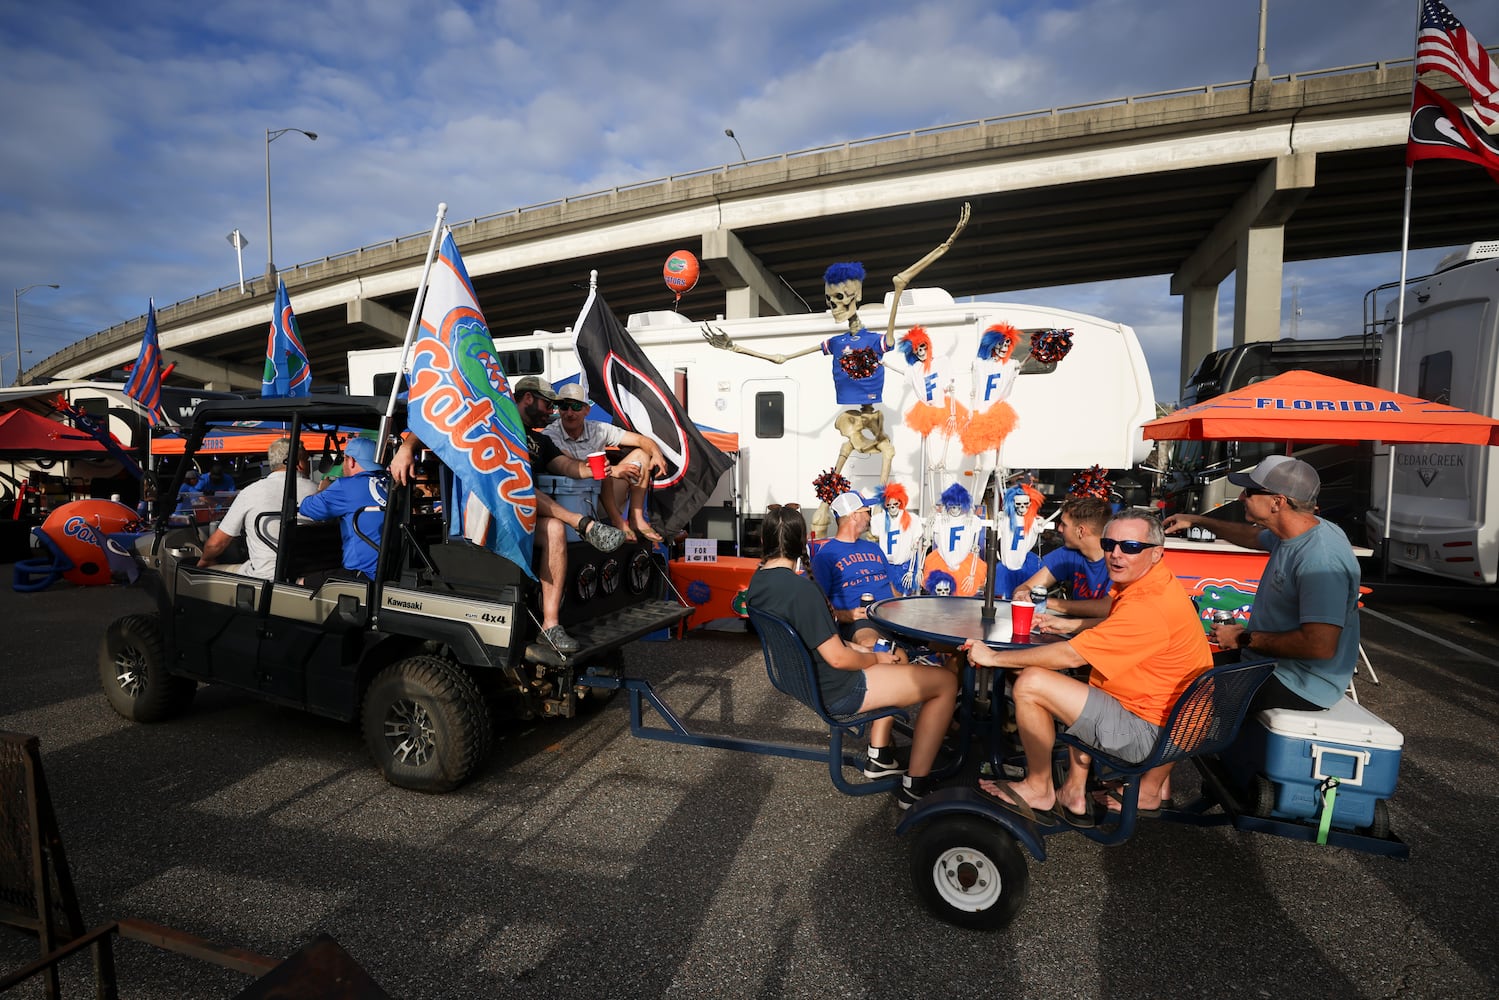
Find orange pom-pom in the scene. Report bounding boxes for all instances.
[960,401,1018,455]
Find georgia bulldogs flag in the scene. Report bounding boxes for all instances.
[1408,82,1499,184]
[572,289,732,535]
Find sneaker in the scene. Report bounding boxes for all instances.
[580,516,625,553]
[863,746,908,779]
[895,776,931,811]
[539,624,581,654]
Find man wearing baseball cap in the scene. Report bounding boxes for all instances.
[811,491,900,650]
[543,382,668,543]
[299,435,389,585]
[1163,454,1360,711]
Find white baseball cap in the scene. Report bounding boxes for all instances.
[830,491,877,518]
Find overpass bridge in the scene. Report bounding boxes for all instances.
[30,56,1499,398]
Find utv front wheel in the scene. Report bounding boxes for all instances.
[98,614,196,723]
[362,656,493,793]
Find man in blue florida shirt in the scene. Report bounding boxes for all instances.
[811,491,900,648]
[1018,496,1114,617]
[299,436,388,585]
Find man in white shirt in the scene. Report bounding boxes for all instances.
[542,383,668,542]
[198,437,316,578]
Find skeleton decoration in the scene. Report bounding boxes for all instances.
[921,482,986,596]
[924,568,957,597]
[871,482,921,594]
[702,203,971,535]
[989,482,1047,600]
[898,326,966,472]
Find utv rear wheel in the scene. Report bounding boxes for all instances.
[362,656,493,793]
[98,614,196,723]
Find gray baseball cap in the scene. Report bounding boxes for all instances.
[512,375,557,402]
[1227,455,1320,506]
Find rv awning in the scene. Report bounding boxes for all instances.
[1143,370,1499,447]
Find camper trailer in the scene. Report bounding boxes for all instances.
[347,289,1157,541]
[1368,242,1499,584]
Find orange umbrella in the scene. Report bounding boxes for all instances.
[1142,370,1499,447]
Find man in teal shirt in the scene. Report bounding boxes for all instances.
[1163,455,1359,710]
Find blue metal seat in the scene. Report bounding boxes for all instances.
[746,606,908,796]
[1055,655,1276,840]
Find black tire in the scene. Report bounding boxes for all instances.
[361,656,493,793]
[98,614,196,723]
[1365,799,1391,840]
[1251,775,1276,818]
[909,815,1029,930]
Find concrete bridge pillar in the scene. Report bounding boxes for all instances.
[1179,284,1220,398]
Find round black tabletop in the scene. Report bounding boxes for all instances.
[866,595,1039,648]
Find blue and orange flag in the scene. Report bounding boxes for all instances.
[123,300,164,421]
[407,232,536,576]
[263,278,312,397]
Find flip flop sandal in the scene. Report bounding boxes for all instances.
[976,779,1057,826]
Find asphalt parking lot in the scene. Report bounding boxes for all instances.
[2,581,1497,999]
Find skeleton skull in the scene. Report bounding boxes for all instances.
[1012,492,1031,516]
[915,342,929,362]
[885,498,904,518]
[946,503,966,518]
[934,579,954,597]
[825,279,862,325]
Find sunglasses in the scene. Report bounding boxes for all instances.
[766,503,801,512]
[1241,486,1276,497]
[557,400,589,412]
[1100,538,1161,554]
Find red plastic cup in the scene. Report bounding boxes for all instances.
[1010,598,1035,640]
[587,451,607,480]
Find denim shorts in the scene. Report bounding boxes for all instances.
[823,671,869,718]
[1065,686,1161,763]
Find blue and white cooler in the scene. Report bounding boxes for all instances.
[537,474,603,543]
[1227,696,1403,832]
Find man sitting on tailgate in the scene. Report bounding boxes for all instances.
[390,376,640,655]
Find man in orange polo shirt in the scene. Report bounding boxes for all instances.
[963,510,1210,826]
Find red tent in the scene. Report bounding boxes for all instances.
[0,409,108,458]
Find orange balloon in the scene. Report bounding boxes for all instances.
[663,250,700,296]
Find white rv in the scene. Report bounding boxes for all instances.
[347,288,1156,537]
[1368,242,1499,585]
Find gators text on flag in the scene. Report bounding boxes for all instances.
[263,278,312,397]
[407,232,537,576]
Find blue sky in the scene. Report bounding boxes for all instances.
[2,0,1496,400]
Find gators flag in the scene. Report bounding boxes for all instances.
[263,278,312,397]
[123,300,165,422]
[572,287,732,535]
[407,231,536,576]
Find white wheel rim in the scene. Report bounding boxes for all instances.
[931,845,1003,912]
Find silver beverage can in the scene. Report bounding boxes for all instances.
[1211,610,1234,627]
[860,592,875,610]
[1030,586,1049,615]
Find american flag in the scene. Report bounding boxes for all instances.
[1416,0,1499,129]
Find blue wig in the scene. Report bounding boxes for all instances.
[978,322,1021,360]
[823,261,866,286]
[940,483,971,511]
[924,569,957,594]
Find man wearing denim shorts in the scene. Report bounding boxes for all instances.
[963,511,1210,826]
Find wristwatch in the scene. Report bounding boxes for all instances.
[1237,630,1254,649]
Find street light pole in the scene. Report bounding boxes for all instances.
[12,283,60,386]
[724,128,747,162]
[264,127,318,288]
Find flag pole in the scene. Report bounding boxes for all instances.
[377,202,448,461]
[1383,0,1425,555]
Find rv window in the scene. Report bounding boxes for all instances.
[373,372,399,398]
[498,349,544,376]
[755,392,784,439]
[1418,351,1453,405]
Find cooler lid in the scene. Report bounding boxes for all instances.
[1254,696,1404,751]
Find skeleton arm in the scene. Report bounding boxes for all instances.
[882,202,972,348]
[700,324,823,365]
